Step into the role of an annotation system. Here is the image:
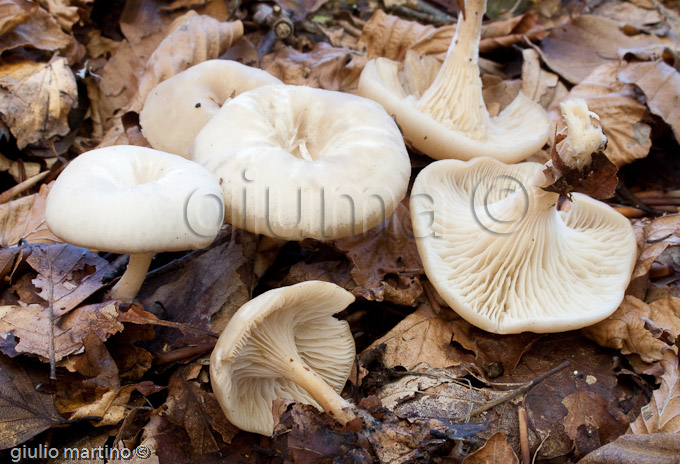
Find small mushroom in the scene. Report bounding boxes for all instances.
[192,84,411,240]
[210,281,357,435]
[45,145,224,302]
[358,0,549,162]
[140,60,283,158]
[410,101,637,334]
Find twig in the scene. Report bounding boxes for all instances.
[153,342,216,366]
[615,184,666,216]
[462,360,570,420]
[0,171,50,204]
[47,257,56,380]
[518,405,530,464]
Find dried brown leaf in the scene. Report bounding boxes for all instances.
[462,432,519,464]
[138,228,257,334]
[537,15,670,84]
[358,9,438,62]
[162,368,238,454]
[542,151,619,200]
[0,0,36,35]
[0,58,77,149]
[618,60,680,143]
[562,390,631,456]
[262,42,352,91]
[521,48,567,109]
[579,433,680,464]
[0,354,63,449]
[550,63,652,166]
[333,203,423,307]
[646,214,680,242]
[0,301,123,361]
[583,295,680,365]
[37,0,85,33]
[0,3,70,54]
[364,302,462,371]
[0,183,61,246]
[630,348,680,434]
[129,15,244,111]
[24,243,113,317]
[271,400,372,463]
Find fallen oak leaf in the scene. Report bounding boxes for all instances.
[542,150,619,200]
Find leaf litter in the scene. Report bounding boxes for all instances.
[0,0,680,462]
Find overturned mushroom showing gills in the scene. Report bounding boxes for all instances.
[210,281,357,435]
[358,0,549,162]
[192,85,411,240]
[45,145,224,302]
[411,156,637,333]
[140,60,283,158]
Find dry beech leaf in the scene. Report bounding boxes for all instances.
[0,0,36,35]
[37,0,83,33]
[579,433,680,464]
[333,203,423,306]
[0,354,64,449]
[25,243,113,317]
[562,390,631,456]
[0,58,77,149]
[618,60,680,143]
[0,183,61,247]
[462,432,518,464]
[129,14,244,111]
[262,42,352,91]
[583,295,680,364]
[630,348,680,434]
[358,9,438,62]
[0,302,123,361]
[537,15,670,84]
[521,48,567,109]
[0,3,71,54]
[138,228,257,335]
[162,368,238,454]
[549,63,652,167]
[364,302,463,371]
[646,214,680,242]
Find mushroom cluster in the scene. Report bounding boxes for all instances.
[358,0,550,162]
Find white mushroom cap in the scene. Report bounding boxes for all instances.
[210,281,356,435]
[140,60,283,158]
[410,157,637,334]
[358,0,549,162]
[45,145,224,254]
[192,85,411,241]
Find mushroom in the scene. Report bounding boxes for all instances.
[140,60,283,158]
[358,0,550,162]
[210,281,357,435]
[192,84,411,241]
[45,145,224,302]
[410,101,637,334]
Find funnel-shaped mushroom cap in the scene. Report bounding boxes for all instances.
[140,60,282,157]
[45,145,224,254]
[358,0,549,162]
[410,157,637,334]
[192,85,411,240]
[210,281,356,435]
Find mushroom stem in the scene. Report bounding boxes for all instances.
[416,0,489,137]
[556,99,607,170]
[108,252,154,302]
[286,357,356,425]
